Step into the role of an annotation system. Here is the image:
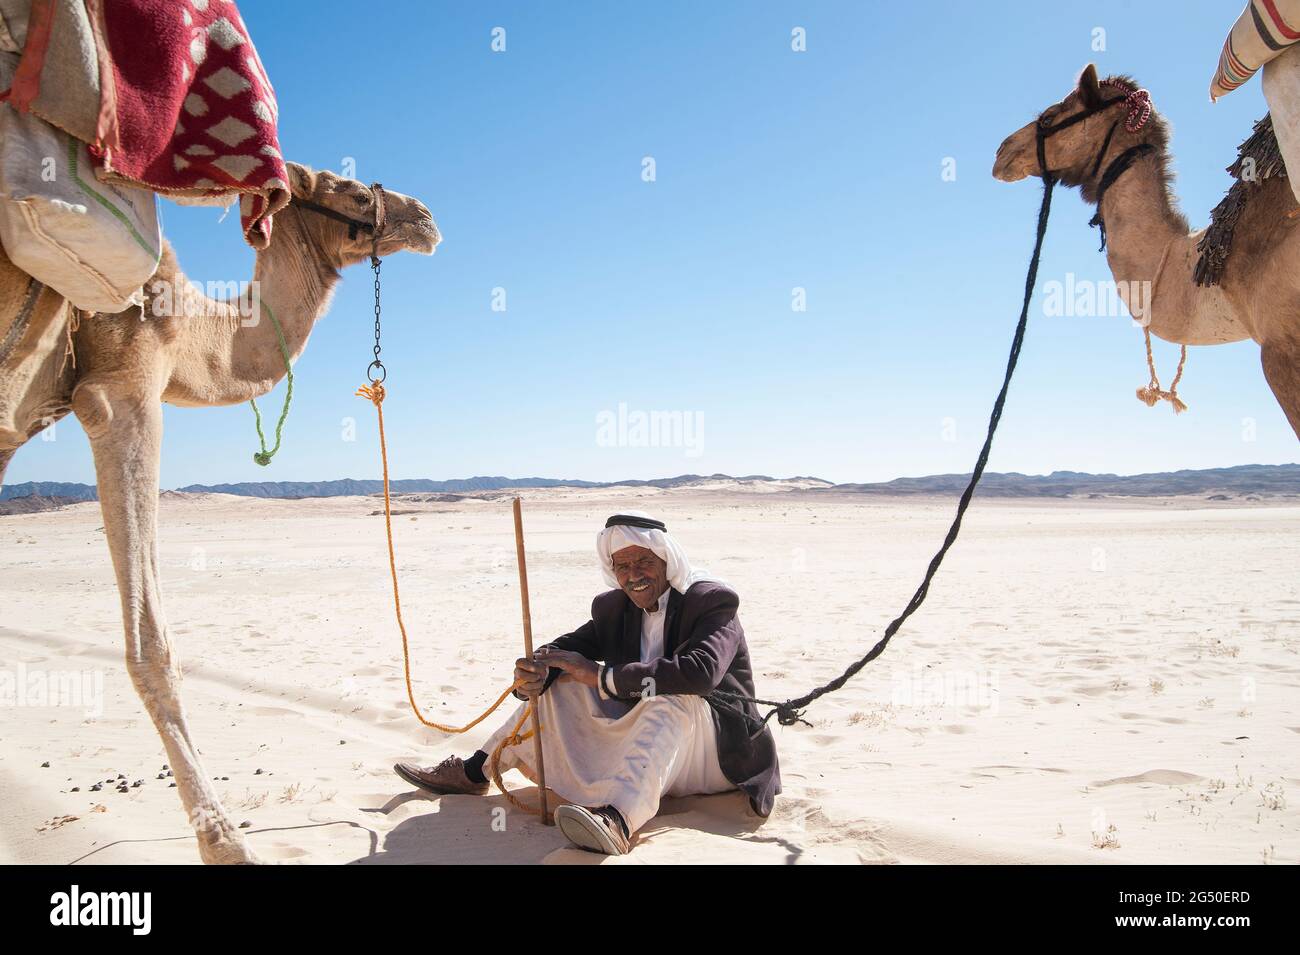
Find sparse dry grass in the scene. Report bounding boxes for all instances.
[278,782,317,804]
[1259,782,1286,811]
[236,789,268,810]
[1091,823,1121,849]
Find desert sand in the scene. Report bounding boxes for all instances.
[1,484,1296,864]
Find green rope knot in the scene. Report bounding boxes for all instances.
[248,301,293,468]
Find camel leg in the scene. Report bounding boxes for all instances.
[73,379,259,864]
[1261,341,1300,440]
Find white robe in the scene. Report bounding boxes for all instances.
[478,589,732,833]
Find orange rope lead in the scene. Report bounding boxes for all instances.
[357,381,543,814]
[489,705,548,816]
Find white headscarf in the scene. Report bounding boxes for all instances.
[596,510,718,594]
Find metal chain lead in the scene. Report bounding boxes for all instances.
[368,255,385,383]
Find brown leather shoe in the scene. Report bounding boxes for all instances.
[555,804,631,855]
[393,756,489,796]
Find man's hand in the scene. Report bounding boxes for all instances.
[513,655,549,698]
[533,647,600,688]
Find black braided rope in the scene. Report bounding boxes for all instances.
[708,175,1058,730]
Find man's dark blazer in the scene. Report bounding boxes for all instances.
[538,580,780,817]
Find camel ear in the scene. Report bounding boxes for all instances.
[1078,63,1103,108]
[285,161,315,196]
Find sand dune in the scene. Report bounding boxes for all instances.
[1,488,1296,864]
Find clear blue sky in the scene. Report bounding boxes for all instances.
[8,0,1296,489]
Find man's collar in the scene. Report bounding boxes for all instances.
[644,588,671,615]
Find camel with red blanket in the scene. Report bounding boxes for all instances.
[0,161,438,864]
[1,0,442,864]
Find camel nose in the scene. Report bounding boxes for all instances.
[992,134,1028,182]
[391,217,439,255]
[379,194,441,255]
[404,199,440,254]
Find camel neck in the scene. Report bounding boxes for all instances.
[1094,154,1181,285]
[1089,155,1195,343]
[1091,155,1252,345]
[160,208,343,408]
[242,209,341,381]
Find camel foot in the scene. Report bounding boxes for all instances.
[197,825,265,865]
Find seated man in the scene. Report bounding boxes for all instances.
[394,511,781,855]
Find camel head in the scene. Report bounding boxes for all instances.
[284,161,440,267]
[992,64,1169,199]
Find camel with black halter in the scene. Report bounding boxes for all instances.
[994,64,1300,438]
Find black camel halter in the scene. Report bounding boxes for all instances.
[293,182,387,245]
[1035,95,1156,252]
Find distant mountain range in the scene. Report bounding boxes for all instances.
[2,464,1297,510]
[831,464,1300,498]
[0,473,822,502]
[0,494,87,515]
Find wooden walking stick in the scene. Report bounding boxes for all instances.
[513,497,551,825]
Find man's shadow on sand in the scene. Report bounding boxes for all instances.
[349,786,802,864]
